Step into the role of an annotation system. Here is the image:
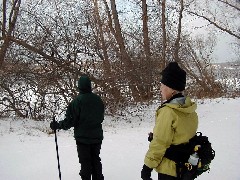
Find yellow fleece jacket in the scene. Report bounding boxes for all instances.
[144,96,198,177]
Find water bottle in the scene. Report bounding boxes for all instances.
[188,152,199,166]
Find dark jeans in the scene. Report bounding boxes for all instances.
[76,141,104,180]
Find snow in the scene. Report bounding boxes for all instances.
[0,97,240,180]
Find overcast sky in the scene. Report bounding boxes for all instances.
[184,15,239,63]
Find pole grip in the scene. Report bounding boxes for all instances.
[53,116,56,123]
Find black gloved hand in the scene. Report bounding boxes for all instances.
[50,121,60,130]
[148,132,153,142]
[141,164,153,180]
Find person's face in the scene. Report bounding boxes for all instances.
[160,83,174,101]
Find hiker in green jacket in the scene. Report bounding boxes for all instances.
[141,62,198,180]
[50,75,104,180]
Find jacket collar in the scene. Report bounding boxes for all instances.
[162,93,184,105]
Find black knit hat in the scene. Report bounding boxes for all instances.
[160,62,186,91]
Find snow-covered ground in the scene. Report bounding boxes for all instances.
[0,97,240,180]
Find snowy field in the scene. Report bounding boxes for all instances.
[0,97,240,180]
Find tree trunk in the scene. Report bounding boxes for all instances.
[0,0,21,67]
[174,0,184,62]
[142,0,153,99]
[159,0,167,66]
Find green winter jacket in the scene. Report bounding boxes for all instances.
[59,76,104,144]
[144,95,198,177]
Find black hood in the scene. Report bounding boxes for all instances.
[78,75,92,93]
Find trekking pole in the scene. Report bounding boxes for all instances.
[53,117,62,180]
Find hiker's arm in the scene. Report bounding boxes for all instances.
[59,101,75,130]
[144,107,174,168]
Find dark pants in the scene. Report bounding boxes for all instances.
[158,173,177,180]
[158,170,195,180]
[76,141,104,180]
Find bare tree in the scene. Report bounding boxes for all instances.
[173,0,184,62]
[0,0,21,67]
[103,0,150,101]
[92,0,124,105]
[0,0,238,118]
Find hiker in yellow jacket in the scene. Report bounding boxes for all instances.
[141,62,198,180]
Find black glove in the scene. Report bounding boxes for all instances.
[50,121,60,130]
[141,164,153,180]
[148,132,153,142]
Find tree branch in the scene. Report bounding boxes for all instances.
[187,11,240,40]
[218,0,240,11]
